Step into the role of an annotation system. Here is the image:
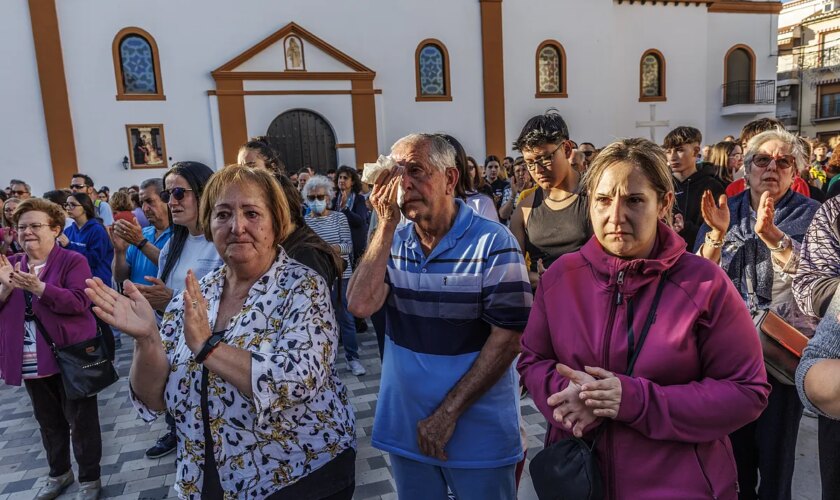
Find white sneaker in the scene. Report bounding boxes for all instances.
[346,359,366,376]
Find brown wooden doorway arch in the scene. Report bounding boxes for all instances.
[267,109,337,174]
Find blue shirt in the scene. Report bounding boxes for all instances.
[63,219,114,284]
[126,225,172,285]
[371,199,533,468]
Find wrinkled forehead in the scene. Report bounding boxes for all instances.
[593,162,655,196]
[754,139,793,157]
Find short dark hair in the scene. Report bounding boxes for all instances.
[663,126,702,149]
[239,136,286,173]
[580,142,595,149]
[42,190,69,207]
[503,156,514,163]
[71,173,94,188]
[739,118,783,146]
[513,110,570,151]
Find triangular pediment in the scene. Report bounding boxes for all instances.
[212,22,373,76]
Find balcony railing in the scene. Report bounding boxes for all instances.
[722,80,775,107]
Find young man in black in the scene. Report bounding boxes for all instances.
[664,126,725,250]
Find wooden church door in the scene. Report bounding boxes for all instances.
[267,110,338,173]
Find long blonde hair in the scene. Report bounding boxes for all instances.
[708,141,739,184]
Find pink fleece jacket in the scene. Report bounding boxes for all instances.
[518,222,770,499]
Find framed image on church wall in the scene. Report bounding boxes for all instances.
[125,124,167,169]
[284,35,305,71]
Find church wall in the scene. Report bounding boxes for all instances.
[1,0,56,195]
[49,0,486,189]
[704,12,780,140]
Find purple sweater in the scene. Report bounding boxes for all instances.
[518,223,770,499]
[0,245,96,386]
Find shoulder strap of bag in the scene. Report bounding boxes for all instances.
[626,271,668,377]
[23,291,59,355]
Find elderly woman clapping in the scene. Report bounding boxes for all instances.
[86,166,355,499]
[697,128,819,500]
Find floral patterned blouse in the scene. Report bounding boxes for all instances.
[131,249,355,499]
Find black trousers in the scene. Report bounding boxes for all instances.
[818,415,840,499]
[730,377,802,500]
[24,374,102,482]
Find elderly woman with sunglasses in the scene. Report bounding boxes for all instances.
[697,128,819,500]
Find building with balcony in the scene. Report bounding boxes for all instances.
[777,0,840,141]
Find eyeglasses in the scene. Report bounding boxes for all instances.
[160,187,194,203]
[16,223,51,232]
[63,202,81,209]
[751,154,795,170]
[10,190,29,196]
[69,184,87,190]
[524,143,564,172]
[306,194,327,201]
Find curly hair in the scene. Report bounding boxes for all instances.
[513,110,570,152]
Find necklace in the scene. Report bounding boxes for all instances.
[545,190,578,203]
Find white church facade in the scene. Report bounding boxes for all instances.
[3,0,782,193]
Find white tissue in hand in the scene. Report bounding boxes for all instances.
[362,155,397,185]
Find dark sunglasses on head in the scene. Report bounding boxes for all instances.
[751,154,795,170]
[69,184,87,190]
[160,187,194,203]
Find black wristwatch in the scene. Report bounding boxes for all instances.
[137,238,149,249]
[195,333,224,363]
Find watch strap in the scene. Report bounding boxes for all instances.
[195,333,224,363]
[137,238,149,249]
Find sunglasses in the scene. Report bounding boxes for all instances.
[10,190,29,196]
[306,194,327,201]
[160,187,194,202]
[751,154,795,170]
[69,184,87,190]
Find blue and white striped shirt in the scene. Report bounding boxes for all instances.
[372,199,532,468]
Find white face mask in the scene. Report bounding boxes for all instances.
[307,199,327,214]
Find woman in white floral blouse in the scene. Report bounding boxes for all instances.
[85,165,356,499]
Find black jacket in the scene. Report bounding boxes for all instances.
[673,169,725,250]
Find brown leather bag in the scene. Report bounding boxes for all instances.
[752,309,808,386]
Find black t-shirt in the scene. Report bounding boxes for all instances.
[488,178,510,208]
[525,190,592,272]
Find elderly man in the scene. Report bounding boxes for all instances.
[111,178,171,287]
[348,134,532,500]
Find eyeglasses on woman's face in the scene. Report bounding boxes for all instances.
[160,187,194,203]
[16,223,52,233]
[63,202,81,209]
[751,154,795,170]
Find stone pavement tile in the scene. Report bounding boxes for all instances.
[100,482,126,498]
[353,479,394,498]
[21,466,49,480]
[0,478,36,494]
[123,475,166,494]
[135,485,172,499]
[108,468,150,486]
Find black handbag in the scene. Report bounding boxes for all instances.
[24,291,119,400]
[529,271,668,500]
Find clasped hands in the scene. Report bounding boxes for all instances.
[84,270,213,355]
[701,189,783,249]
[548,363,622,438]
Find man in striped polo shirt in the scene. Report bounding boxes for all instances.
[348,134,532,500]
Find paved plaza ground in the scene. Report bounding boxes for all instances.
[0,328,823,499]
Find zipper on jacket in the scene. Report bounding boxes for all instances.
[694,444,718,499]
[603,269,624,500]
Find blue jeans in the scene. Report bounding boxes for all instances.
[389,454,516,500]
[331,278,359,361]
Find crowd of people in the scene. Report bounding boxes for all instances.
[2,115,840,499]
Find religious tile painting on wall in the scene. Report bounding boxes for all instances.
[120,35,157,93]
[538,46,561,93]
[419,44,445,96]
[284,35,305,71]
[642,55,661,97]
[126,125,167,169]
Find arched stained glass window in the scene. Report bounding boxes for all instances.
[112,27,165,100]
[419,45,445,96]
[538,46,561,93]
[120,35,156,93]
[639,49,666,101]
[535,41,567,98]
[415,39,451,101]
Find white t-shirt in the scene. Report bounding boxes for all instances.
[157,233,223,295]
